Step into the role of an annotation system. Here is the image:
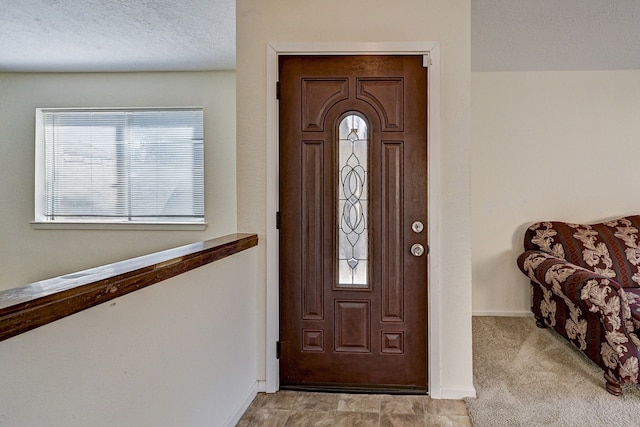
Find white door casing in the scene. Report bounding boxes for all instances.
[264,41,443,397]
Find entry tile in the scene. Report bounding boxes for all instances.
[285,410,335,426]
[424,399,469,416]
[424,414,473,427]
[334,411,380,426]
[337,393,382,413]
[380,395,426,415]
[380,413,428,427]
[294,392,340,412]
[238,391,472,427]
[236,408,290,427]
[254,390,298,410]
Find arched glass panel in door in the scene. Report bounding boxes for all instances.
[337,113,369,288]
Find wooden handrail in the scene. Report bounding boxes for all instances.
[0,233,258,342]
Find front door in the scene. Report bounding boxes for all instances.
[278,55,428,392]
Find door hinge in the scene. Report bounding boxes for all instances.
[276,341,281,359]
[276,211,281,229]
[276,81,281,99]
[423,53,431,68]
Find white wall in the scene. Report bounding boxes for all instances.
[0,71,236,291]
[0,248,258,427]
[237,0,474,398]
[472,70,640,315]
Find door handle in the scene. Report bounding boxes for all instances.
[410,243,426,257]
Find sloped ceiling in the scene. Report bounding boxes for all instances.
[0,0,235,72]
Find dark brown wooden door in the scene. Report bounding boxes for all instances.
[279,55,428,392]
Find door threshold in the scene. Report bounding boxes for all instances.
[280,383,428,395]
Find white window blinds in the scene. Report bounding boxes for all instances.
[38,108,204,223]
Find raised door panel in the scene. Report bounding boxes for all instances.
[301,141,324,320]
[357,78,404,131]
[335,300,371,353]
[381,142,404,322]
[302,79,349,131]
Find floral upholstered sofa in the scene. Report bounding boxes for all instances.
[517,215,640,395]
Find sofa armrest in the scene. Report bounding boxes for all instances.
[518,250,640,385]
[517,250,627,319]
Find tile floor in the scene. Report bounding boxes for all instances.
[237,391,472,426]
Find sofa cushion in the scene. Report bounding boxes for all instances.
[524,216,640,288]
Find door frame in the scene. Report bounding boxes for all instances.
[265,42,443,397]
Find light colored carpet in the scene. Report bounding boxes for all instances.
[465,316,640,427]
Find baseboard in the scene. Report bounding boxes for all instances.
[224,382,258,427]
[437,386,477,400]
[472,311,533,317]
[257,380,267,393]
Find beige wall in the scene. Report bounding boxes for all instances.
[472,70,640,314]
[0,71,236,290]
[237,0,474,396]
[0,248,258,427]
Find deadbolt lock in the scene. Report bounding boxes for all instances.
[411,221,424,233]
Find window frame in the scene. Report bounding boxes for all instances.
[32,107,207,231]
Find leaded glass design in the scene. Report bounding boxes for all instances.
[338,114,368,287]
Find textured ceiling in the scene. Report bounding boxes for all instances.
[2,1,639,73]
[0,0,235,72]
[473,0,640,71]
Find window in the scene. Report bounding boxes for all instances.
[337,113,369,288]
[34,108,204,228]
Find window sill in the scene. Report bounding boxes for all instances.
[30,221,208,231]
